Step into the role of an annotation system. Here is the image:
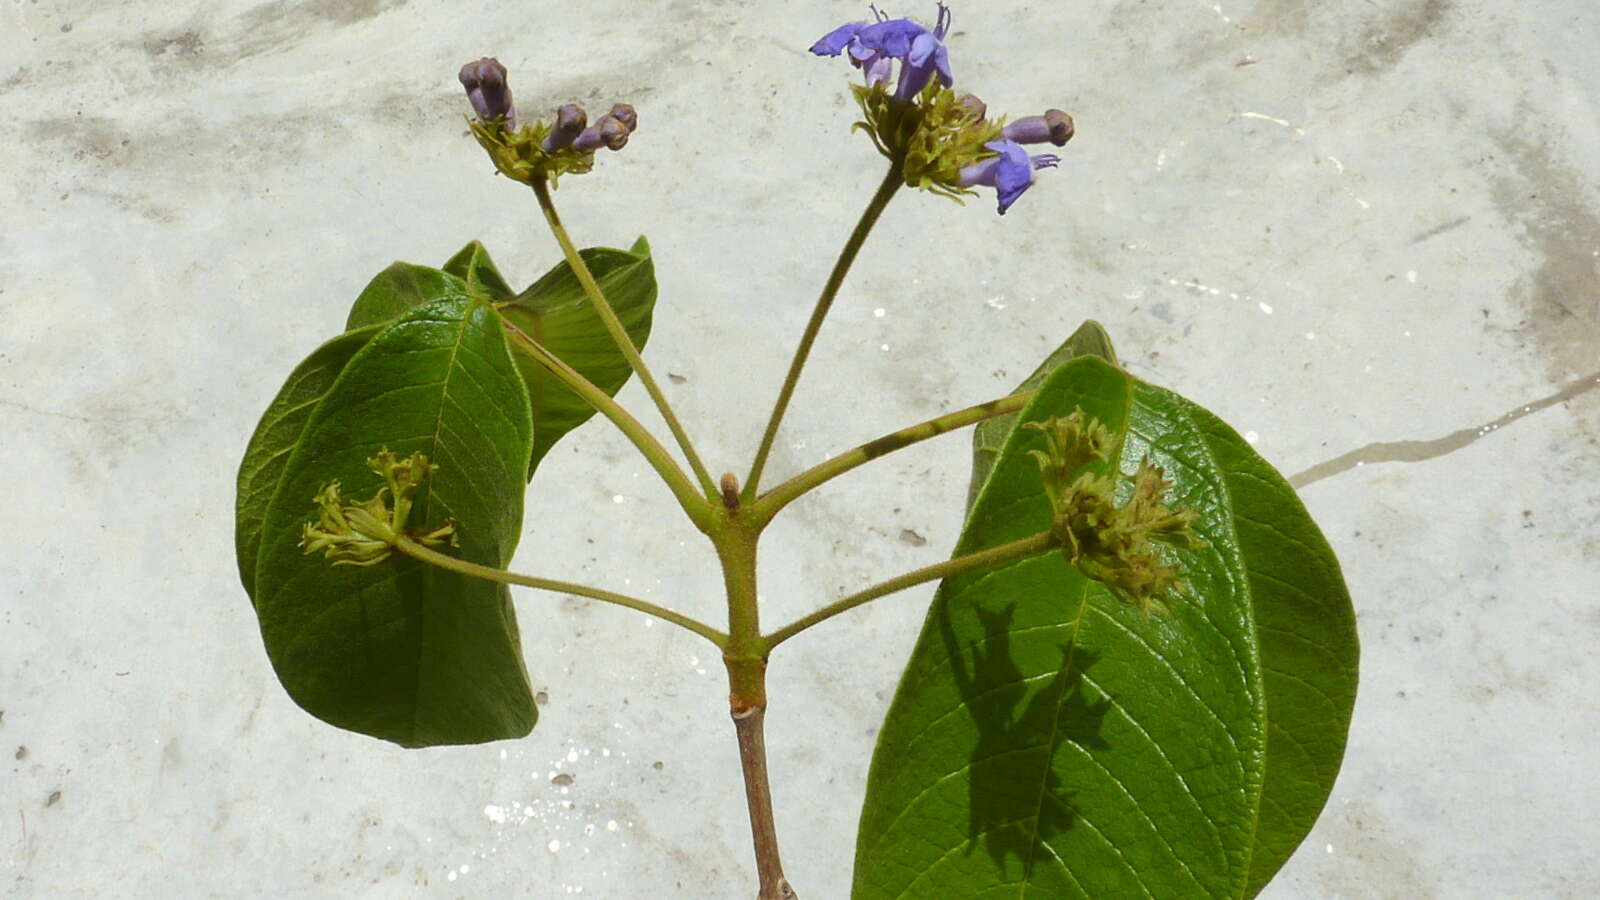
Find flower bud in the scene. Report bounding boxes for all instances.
[956,92,987,121]
[608,103,638,133]
[1003,108,1074,147]
[541,104,588,151]
[459,58,516,128]
[572,114,630,152]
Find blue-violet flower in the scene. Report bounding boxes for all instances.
[958,139,1061,215]
[811,5,953,99]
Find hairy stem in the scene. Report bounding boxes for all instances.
[501,317,713,531]
[531,177,718,498]
[750,390,1036,525]
[743,163,903,501]
[763,532,1058,649]
[392,535,728,647]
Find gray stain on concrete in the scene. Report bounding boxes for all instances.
[1290,370,1600,488]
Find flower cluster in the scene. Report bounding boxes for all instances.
[300,450,457,567]
[810,5,1073,214]
[1024,410,1203,614]
[459,58,639,186]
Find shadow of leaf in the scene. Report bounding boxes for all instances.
[940,598,1113,879]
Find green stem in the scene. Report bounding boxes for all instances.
[393,535,728,647]
[531,177,719,498]
[501,317,713,532]
[742,163,904,502]
[750,390,1036,526]
[763,532,1057,649]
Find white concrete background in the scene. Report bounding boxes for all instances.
[3,0,1597,896]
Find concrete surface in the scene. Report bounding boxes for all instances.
[3,0,1597,896]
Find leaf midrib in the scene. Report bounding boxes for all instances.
[1014,369,1136,897]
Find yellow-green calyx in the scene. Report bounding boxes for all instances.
[851,81,1003,201]
[1025,410,1204,614]
[468,117,597,187]
[299,449,458,567]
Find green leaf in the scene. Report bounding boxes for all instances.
[854,355,1357,898]
[248,294,538,747]
[500,237,655,477]
[345,261,473,330]
[236,324,382,597]
[969,320,1119,508]
[442,240,516,301]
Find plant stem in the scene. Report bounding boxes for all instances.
[531,177,719,498]
[712,517,796,898]
[763,532,1058,649]
[732,704,797,900]
[392,535,728,647]
[500,317,713,531]
[742,164,903,502]
[750,390,1036,525]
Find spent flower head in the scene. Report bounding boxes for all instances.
[1024,411,1203,614]
[299,449,458,567]
[810,6,1073,214]
[459,57,639,186]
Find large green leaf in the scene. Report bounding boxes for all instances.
[969,320,1119,508]
[442,240,516,301]
[249,294,537,747]
[236,324,382,597]
[500,237,656,475]
[854,355,1357,898]
[345,261,473,330]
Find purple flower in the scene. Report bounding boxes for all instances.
[809,5,954,99]
[958,139,1061,215]
[889,6,952,99]
[459,58,516,129]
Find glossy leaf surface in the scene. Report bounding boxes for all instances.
[500,237,656,475]
[247,295,537,747]
[854,356,1357,898]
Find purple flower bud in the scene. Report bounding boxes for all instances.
[1003,109,1074,147]
[459,58,516,129]
[956,93,987,121]
[608,103,638,133]
[958,139,1059,215]
[541,104,587,152]
[572,115,630,152]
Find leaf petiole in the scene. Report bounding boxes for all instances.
[762,531,1057,649]
[393,534,728,647]
[750,390,1037,525]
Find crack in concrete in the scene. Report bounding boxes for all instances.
[1290,371,1600,488]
